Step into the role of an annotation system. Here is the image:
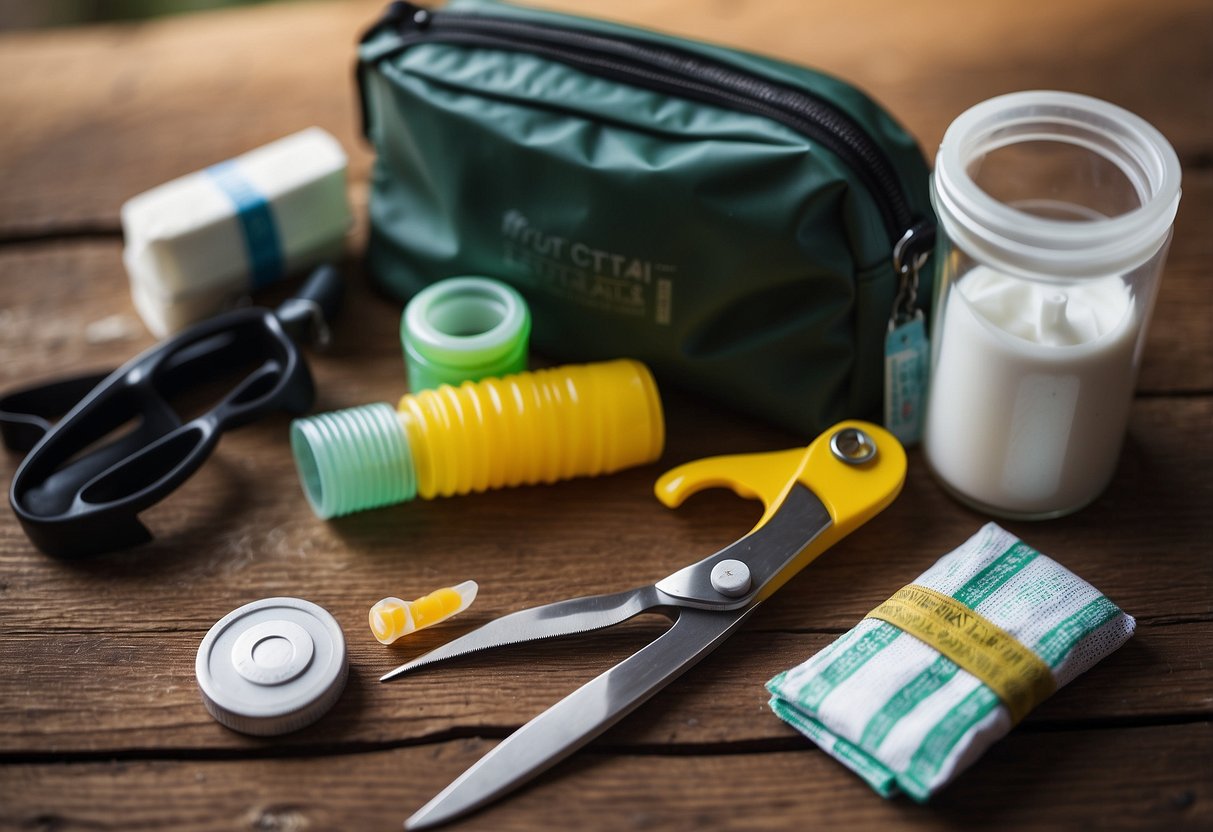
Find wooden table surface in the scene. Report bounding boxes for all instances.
[1,0,1210,829]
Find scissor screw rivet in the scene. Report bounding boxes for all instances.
[710,559,751,597]
[830,427,877,465]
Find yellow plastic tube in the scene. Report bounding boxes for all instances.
[291,359,665,518]
[370,581,479,645]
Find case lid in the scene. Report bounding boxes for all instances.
[195,597,348,736]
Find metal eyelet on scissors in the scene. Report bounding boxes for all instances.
[381,421,907,829]
[0,264,342,558]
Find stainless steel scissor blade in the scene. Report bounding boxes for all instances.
[382,475,834,683]
[385,422,906,829]
[406,605,755,830]
[380,586,667,682]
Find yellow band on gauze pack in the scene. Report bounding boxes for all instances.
[866,583,1056,724]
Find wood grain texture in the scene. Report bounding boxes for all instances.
[0,620,1207,755]
[0,390,1209,629]
[1,725,1209,831]
[0,0,1210,829]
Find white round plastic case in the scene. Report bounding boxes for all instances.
[196,597,348,736]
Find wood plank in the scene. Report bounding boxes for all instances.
[2,1,1210,829]
[1139,171,1213,394]
[0,0,379,239]
[0,391,1208,628]
[0,618,1205,755]
[0,391,1207,634]
[1,724,1208,831]
[0,0,1208,236]
[1,246,1210,757]
[0,3,1209,831]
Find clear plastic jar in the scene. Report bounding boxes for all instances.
[924,91,1181,519]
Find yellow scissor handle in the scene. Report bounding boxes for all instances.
[655,420,906,554]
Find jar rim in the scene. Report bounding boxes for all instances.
[932,91,1181,279]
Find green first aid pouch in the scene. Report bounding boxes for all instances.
[357,0,935,435]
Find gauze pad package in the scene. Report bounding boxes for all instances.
[767,522,1135,800]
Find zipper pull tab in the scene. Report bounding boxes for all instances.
[884,225,932,446]
[379,1,428,32]
[363,2,424,42]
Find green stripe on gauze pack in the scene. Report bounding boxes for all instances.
[766,523,1135,801]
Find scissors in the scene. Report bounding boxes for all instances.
[2,265,341,558]
[382,420,906,829]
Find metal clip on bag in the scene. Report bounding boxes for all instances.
[358,0,935,435]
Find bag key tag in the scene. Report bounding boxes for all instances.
[884,231,931,446]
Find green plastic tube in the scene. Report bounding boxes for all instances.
[401,276,531,391]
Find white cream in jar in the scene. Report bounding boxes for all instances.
[924,266,1136,515]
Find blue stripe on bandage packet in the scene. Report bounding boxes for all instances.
[206,161,284,289]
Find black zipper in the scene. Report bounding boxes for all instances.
[365,1,933,262]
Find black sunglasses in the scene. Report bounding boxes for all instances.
[2,265,341,558]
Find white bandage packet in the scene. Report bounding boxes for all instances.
[121,127,352,336]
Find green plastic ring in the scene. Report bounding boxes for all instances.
[401,276,531,391]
